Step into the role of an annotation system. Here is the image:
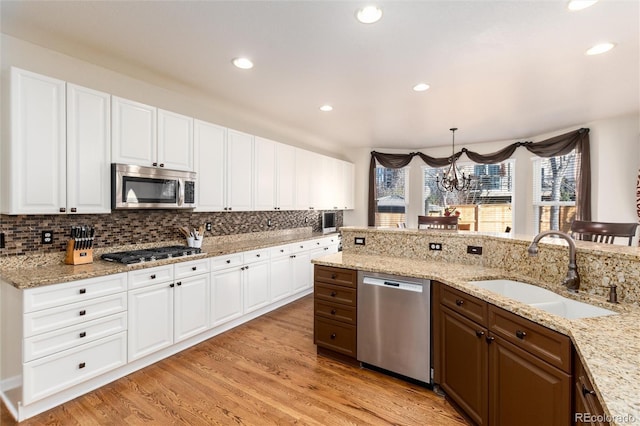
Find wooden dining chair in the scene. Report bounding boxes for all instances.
[417,215,459,230]
[570,220,638,246]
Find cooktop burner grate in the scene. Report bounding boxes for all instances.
[101,245,202,265]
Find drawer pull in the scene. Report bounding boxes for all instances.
[226,259,231,264]
[170,283,175,288]
[330,291,337,297]
[79,288,86,294]
[331,309,337,315]
[515,330,527,339]
[331,273,337,279]
[475,330,485,338]
[176,282,182,286]
[485,336,495,344]
[150,274,156,279]
[79,332,86,338]
[455,299,464,306]
[330,333,336,340]
[280,249,284,253]
[256,254,260,257]
[582,384,596,397]
[192,266,197,271]
[79,310,86,316]
[78,362,86,369]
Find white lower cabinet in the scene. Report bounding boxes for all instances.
[128,282,174,361]
[270,245,293,302]
[210,265,243,327]
[174,274,210,342]
[243,259,270,313]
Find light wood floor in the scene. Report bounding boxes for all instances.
[2,295,467,425]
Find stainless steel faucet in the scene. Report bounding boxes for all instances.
[527,230,580,292]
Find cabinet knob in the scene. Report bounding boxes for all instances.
[176,282,182,286]
[192,266,197,271]
[331,274,337,279]
[79,288,86,294]
[170,283,175,288]
[330,333,336,340]
[515,330,527,339]
[229,207,232,211]
[582,384,596,397]
[256,254,260,257]
[153,162,158,167]
[70,207,77,212]
[455,299,464,306]
[78,362,86,369]
[330,291,337,297]
[324,247,328,251]
[150,274,156,279]
[330,309,337,315]
[159,163,165,168]
[79,310,86,316]
[60,207,66,213]
[226,259,231,263]
[485,336,495,344]
[79,332,86,338]
[475,330,485,338]
[241,266,245,271]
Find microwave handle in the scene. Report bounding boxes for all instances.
[177,179,183,206]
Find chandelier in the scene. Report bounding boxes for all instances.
[436,127,472,192]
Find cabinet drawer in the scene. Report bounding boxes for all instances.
[440,285,488,326]
[243,248,269,264]
[269,245,290,258]
[290,241,311,252]
[24,273,127,313]
[128,264,173,289]
[315,300,356,325]
[314,266,356,288]
[23,331,127,405]
[574,354,607,425]
[489,305,571,373]
[24,312,127,362]
[174,258,210,279]
[315,283,356,306]
[210,253,243,271]
[314,317,356,357]
[24,293,127,338]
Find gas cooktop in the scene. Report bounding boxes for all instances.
[101,245,202,265]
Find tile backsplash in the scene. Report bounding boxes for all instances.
[0,210,343,256]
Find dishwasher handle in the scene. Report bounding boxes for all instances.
[362,276,423,293]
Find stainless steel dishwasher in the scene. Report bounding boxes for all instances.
[357,271,431,383]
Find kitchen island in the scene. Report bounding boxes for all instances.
[312,227,640,426]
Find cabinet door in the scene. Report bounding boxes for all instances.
[310,152,329,210]
[174,274,210,342]
[489,336,571,426]
[270,255,292,302]
[8,67,66,214]
[342,160,355,210]
[243,260,270,313]
[226,129,254,211]
[112,96,156,167]
[276,143,296,210]
[66,84,111,214]
[295,148,312,210]
[253,136,276,211]
[439,306,489,426]
[128,283,174,361]
[324,157,341,210]
[157,109,193,171]
[291,250,312,293]
[210,267,243,327]
[194,120,226,212]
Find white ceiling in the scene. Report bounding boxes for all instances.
[2,1,638,150]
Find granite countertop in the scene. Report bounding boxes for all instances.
[313,252,640,426]
[0,231,338,290]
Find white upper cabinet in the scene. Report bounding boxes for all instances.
[4,68,110,214]
[253,136,277,211]
[111,97,156,167]
[295,148,313,210]
[66,84,111,214]
[194,120,226,212]
[157,109,193,171]
[275,142,296,211]
[342,160,355,210]
[112,97,193,171]
[226,129,254,211]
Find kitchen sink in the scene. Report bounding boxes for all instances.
[468,279,617,319]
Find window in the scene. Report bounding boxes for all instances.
[423,160,514,232]
[375,166,408,227]
[532,150,577,233]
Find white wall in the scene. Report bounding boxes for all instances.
[344,113,640,239]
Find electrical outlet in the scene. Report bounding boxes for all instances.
[304,217,308,223]
[467,245,483,255]
[354,237,366,245]
[267,219,272,227]
[41,230,53,244]
[205,222,212,232]
[0,232,5,249]
[429,242,442,251]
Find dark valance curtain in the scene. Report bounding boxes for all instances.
[368,128,591,226]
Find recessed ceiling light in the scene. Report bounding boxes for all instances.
[319,105,333,112]
[585,42,615,55]
[413,83,430,92]
[356,5,382,24]
[567,0,598,11]
[232,57,254,69]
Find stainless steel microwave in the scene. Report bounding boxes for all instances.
[111,163,196,210]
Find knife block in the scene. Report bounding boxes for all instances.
[64,240,94,265]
